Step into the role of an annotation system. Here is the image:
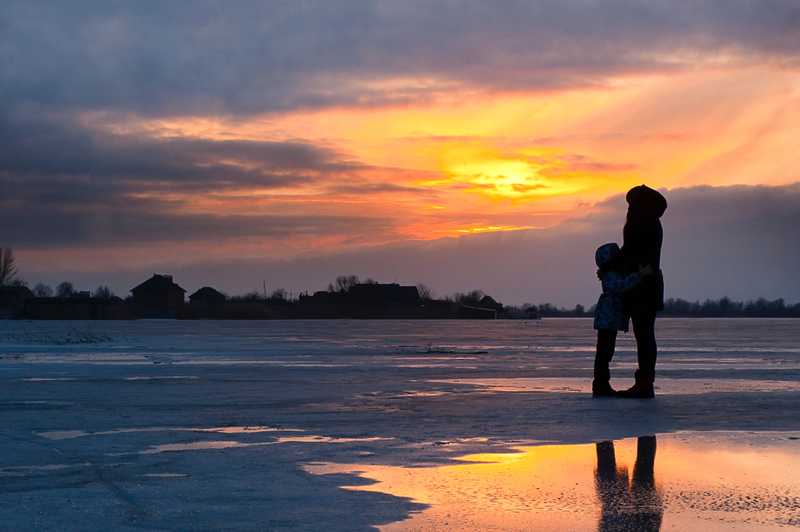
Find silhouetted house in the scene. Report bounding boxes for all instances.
[187,286,227,318]
[189,287,226,306]
[130,274,185,318]
[478,295,504,313]
[296,283,422,318]
[0,285,33,319]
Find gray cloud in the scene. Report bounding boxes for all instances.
[0,111,354,191]
[0,111,391,247]
[0,199,393,248]
[1,1,798,115]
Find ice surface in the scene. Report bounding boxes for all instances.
[1,318,799,530]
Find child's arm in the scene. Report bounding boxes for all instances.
[603,265,654,294]
[602,272,642,294]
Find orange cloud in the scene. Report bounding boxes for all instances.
[69,65,799,253]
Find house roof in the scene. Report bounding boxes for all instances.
[131,274,186,294]
[189,286,226,300]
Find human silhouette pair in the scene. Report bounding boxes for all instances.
[593,185,667,398]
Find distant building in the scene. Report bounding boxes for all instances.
[0,285,33,319]
[189,287,226,306]
[347,283,420,306]
[296,283,423,318]
[478,295,504,313]
[130,274,185,318]
[187,286,227,318]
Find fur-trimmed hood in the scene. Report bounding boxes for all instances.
[626,185,667,218]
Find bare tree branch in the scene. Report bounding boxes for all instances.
[0,248,18,286]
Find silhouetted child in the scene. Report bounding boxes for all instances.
[593,243,653,397]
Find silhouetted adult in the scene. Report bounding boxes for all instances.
[595,436,663,531]
[612,185,667,398]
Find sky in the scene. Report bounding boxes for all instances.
[2,1,799,304]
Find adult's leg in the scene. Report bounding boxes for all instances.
[631,310,657,385]
[593,330,617,396]
[618,310,657,398]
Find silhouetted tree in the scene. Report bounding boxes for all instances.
[658,297,798,317]
[270,288,287,301]
[417,284,434,301]
[0,248,18,286]
[453,290,485,306]
[56,281,75,298]
[93,285,115,300]
[329,275,360,293]
[231,291,262,302]
[33,283,53,297]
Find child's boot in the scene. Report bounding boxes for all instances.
[592,364,615,397]
[592,380,616,397]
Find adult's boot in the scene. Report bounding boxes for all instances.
[617,370,654,399]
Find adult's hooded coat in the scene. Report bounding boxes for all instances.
[621,185,667,312]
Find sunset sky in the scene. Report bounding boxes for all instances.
[2,1,799,303]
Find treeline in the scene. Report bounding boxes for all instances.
[3,245,799,319]
[660,297,800,317]
[525,297,800,318]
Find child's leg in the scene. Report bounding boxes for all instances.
[594,329,618,385]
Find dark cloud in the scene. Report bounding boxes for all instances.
[0,111,390,247]
[0,110,354,192]
[1,1,798,115]
[1,203,391,248]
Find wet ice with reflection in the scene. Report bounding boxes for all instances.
[431,377,800,395]
[37,425,302,440]
[305,432,800,531]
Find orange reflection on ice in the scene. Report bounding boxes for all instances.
[305,433,800,531]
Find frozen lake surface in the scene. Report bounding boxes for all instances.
[1,319,799,530]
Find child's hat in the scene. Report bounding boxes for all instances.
[595,242,620,268]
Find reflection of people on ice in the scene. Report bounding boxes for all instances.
[594,436,663,532]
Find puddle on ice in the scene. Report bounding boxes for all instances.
[273,435,389,444]
[139,441,265,454]
[430,377,800,395]
[393,364,479,369]
[21,377,78,382]
[37,426,303,440]
[133,435,390,455]
[35,425,394,455]
[123,376,199,381]
[305,432,800,531]
[0,463,91,477]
